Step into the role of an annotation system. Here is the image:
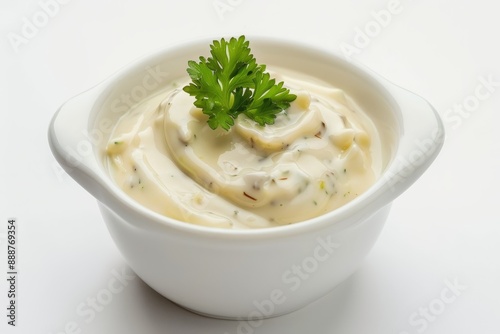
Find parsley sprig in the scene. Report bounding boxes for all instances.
[183,36,297,130]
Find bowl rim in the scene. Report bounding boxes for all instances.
[50,35,444,240]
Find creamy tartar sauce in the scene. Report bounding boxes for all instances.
[105,68,382,229]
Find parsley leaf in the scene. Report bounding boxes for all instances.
[183,36,296,130]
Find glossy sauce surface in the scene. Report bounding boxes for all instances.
[105,68,382,228]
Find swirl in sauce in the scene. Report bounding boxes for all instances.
[105,68,382,229]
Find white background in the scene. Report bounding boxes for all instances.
[1,0,499,333]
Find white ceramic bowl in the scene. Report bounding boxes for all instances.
[48,37,444,319]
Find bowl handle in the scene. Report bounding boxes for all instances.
[48,87,171,232]
[48,84,108,199]
[377,79,445,201]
